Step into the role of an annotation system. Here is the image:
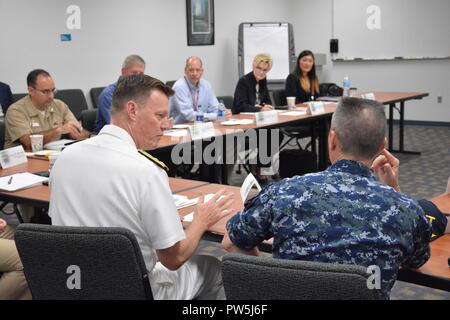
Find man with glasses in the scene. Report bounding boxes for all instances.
[4,69,89,149]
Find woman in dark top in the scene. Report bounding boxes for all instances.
[285,50,320,103]
[232,53,274,114]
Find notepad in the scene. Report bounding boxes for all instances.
[44,139,75,151]
[0,172,49,192]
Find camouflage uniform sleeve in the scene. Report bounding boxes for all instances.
[402,206,432,269]
[226,185,276,251]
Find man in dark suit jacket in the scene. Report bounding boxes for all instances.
[0,81,13,115]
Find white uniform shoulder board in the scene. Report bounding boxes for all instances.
[138,149,169,172]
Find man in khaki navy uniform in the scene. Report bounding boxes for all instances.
[49,74,235,300]
[4,69,89,150]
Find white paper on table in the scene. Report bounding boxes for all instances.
[220,119,254,126]
[172,124,191,129]
[183,211,195,222]
[240,173,262,203]
[164,129,188,137]
[173,193,223,210]
[282,110,307,116]
[0,172,48,191]
[44,139,74,151]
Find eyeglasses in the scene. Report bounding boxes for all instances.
[33,87,57,96]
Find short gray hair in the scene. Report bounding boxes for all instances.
[122,54,146,69]
[331,97,386,160]
[111,74,173,115]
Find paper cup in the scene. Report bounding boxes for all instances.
[286,97,296,109]
[30,134,43,152]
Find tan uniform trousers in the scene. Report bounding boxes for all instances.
[0,225,31,300]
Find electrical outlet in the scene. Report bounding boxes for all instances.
[437,96,442,103]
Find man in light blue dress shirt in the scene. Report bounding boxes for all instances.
[170,56,225,124]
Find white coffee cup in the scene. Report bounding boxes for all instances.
[48,153,60,171]
[286,97,296,109]
[30,134,44,152]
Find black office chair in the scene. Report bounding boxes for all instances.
[80,109,97,133]
[90,87,106,109]
[55,89,88,120]
[15,224,153,300]
[216,95,234,109]
[0,120,5,150]
[222,253,383,300]
[272,89,317,154]
[272,89,287,108]
[12,93,27,103]
[165,80,176,88]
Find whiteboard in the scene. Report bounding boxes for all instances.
[333,0,450,60]
[238,23,295,81]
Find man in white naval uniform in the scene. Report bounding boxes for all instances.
[49,74,234,299]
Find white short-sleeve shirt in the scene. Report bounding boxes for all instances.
[49,125,185,272]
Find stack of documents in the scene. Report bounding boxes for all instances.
[44,139,75,151]
[0,172,49,192]
[173,194,198,209]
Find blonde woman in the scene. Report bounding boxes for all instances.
[232,53,274,114]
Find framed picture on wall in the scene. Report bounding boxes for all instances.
[186,0,214,46]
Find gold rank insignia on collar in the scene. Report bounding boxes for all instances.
[138,149,169,172]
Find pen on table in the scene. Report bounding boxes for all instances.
[7,176,13,185]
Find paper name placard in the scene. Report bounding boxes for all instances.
[255,110,278,126]
[240,173,262,203]
[306,101,326,115]
[361,93,376,100]
[189,122,216,140]
[0,145,27,169]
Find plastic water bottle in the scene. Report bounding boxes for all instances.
[195,105,204,124]
[343,75,351,97]
[217,100,226,122]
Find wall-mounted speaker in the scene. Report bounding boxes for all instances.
[330,39,339,53]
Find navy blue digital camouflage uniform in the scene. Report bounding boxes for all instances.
[226,160,432,299]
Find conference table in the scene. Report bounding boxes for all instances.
[155,103,337,184]
[152,91,428,184]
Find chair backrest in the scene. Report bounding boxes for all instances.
[319,83,343,97]
[90,87,106,109]
[55,89,88,120]
[80,109,97,133]
[15,223,153,300]
[217,95,234,109]
[221,253,382,300]
[272,89,287,107]
[0,120,5,150]
[12,93,27,103]
[165,80,176,88]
